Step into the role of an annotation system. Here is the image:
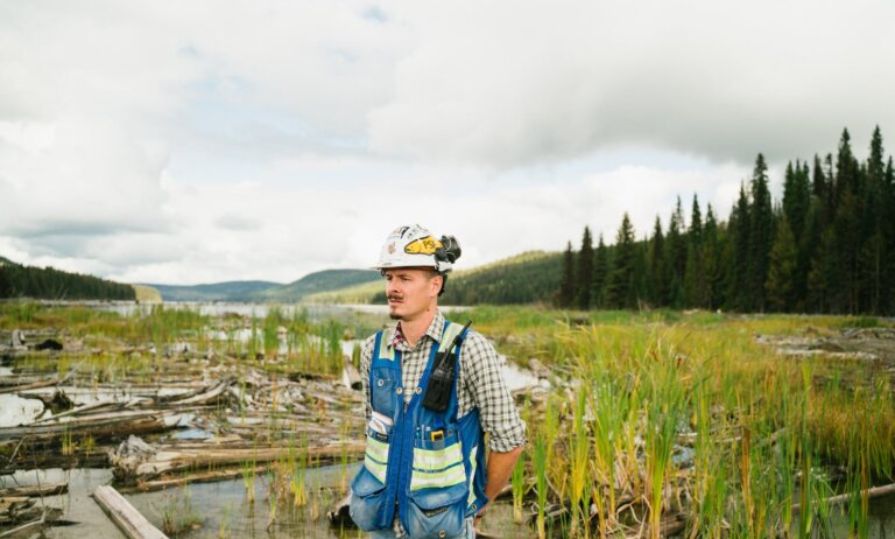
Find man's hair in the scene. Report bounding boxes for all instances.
[437,272,448,297]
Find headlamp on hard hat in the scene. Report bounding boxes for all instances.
[435,235,461,266]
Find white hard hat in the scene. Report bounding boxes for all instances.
[375,225,459,273]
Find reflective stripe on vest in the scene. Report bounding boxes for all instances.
[410,461,467,490]
[364,435,389,483]
[437,322,465,354]
[410,442,465,491]
[377,340,396,361]
[467,445,478,506]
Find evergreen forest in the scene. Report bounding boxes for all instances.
[558,127,895,315]
[0,256,136,301]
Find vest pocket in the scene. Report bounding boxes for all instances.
[404,436,468,538]
[349,433,391,531]
[371,368,398,417]
[409,434,465,491]
[403,482,468,539]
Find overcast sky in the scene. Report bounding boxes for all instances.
[1,1,893,285]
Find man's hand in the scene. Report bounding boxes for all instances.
[475,445,524,530]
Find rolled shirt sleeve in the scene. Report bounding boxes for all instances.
[459,331,527,453]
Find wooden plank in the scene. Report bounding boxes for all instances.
[92,485,168,539]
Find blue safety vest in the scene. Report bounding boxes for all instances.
[349,319,488,538]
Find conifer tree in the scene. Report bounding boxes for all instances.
[884,157,895,312]
[783,160,811,245]
[648,216,666,307]
[665,197,687,308]
[831,129,861,313]
[749,154,774,311]
[859,126,886,312]
[592,234,609,308]
[577,227,594,310]
[726,184,751,311]
[703,204,721,309]
[608,214,637,308]
[684,194,707,307]
[766,215,798,311]
[559,241,576,308]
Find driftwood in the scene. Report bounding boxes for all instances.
[341,363,362,391]
[0,497,63,527]
[0,410,175,442]
[92,485,168,539]
[164,379,233,406]
[123,465,269,493]
[31,399,123,424]
[792,481,895,512]
[0,482,67,498]
[121,442,365,482]
[0,374,69,395]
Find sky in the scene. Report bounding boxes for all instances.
[1,0,894,285]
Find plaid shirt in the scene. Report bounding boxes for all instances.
[360,309,527,453]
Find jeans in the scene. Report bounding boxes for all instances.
[369,517,476,539]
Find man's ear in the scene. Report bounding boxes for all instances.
[430,272,443,297]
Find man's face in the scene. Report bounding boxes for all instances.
[383,267,442,321]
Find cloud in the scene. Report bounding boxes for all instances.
[369,0,895,166]
[0,1,891,284]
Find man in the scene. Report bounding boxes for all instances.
[350,225,526,539]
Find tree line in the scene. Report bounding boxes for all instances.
[558,127,895,315]
[0,258,136,301]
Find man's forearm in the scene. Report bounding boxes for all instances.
[483,446,524,504]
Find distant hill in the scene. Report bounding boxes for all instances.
[0,255,137,300]
[145,280,281,302]
[306,251,562,305]
[440,250,562,305]
[146,269,380,302]
[252,269,379,302]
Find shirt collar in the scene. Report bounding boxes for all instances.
[390,310,445,350]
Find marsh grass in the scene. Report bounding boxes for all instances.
[533,432,549,539]
[5,301,894,537]
[496,305,894,538]
[158,485,203,536]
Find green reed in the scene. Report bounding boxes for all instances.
[511,448,526,524]
[533,432,549,539]
[568,389,590,537]
[644,338,688,539]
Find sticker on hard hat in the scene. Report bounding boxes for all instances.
[387,242,396,254]
[404,236,442,255]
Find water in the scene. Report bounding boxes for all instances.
[89,301,469,320]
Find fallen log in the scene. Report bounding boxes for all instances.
[0,374,69,395]
[792,481,895,512]
[0,482,68,498]
[121,465,269,493]
[31,399,123,424]
[165,379,233,406]
[92,485,168,539]
[0,497,63,527]
[132,442,365,479]
[0,416,172,444]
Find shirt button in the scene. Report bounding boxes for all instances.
[396,387,403,394]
